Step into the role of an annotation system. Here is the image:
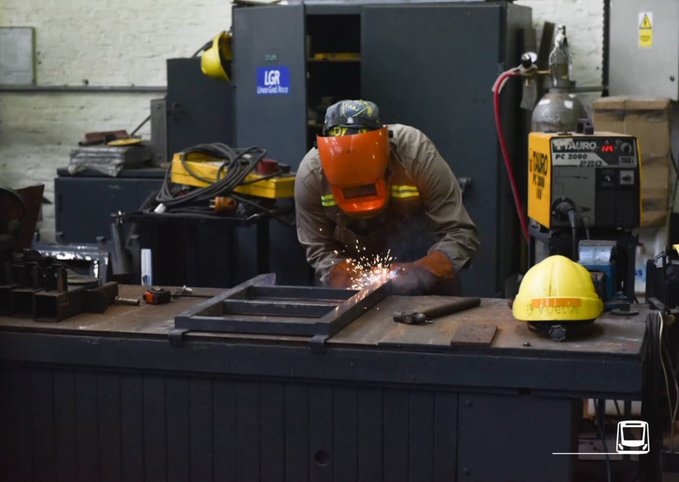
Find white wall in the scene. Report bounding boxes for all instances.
[0,0,231,240]
[516,0,604,110]
[0,0,602,241]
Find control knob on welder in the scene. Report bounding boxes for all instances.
[621,142,632,154]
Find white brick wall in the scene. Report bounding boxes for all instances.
[516,0,604,111]
[0,0,604,241]
[0,0,231,241]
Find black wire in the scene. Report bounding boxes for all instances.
[595,399,613,482]
[130,115,151,137]
[156,143,266,208]
[192,40,212,58]
[671,151,679,215]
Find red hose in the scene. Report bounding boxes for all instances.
[493,70,530,243]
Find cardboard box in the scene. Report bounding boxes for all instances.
[592,96,672,226]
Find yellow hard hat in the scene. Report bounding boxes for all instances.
[201,32,232,81]
[513,255,603,322]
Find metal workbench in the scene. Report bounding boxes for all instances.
[0,286,651,482]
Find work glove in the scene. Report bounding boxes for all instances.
[390,250,461,296]
[326,259,358,289]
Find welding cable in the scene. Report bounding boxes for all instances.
[492,67,530,242]
[568,208,578,261]
[155,143,266,208]
[231,193,296,227]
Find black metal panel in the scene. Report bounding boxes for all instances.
[54,370,77,482]
[213,379,238,481]
[142,376,167,481]
[32,369,57,482]
[309,384,333,481]
[0,367,10,481]
[75,372,99,482]
[284,383,310,482]
[260,382,286,482]
[408,392,435,481]
[135,216,261,288]
[233,4,307,168]
[433,392,458,482]
[99,373,123,482]
[357,388,383,481]
[457,393,577,481]
[332,386,358,481]
[0,361,649,481]
[120,375,144,482]
[236,381,261,481]
[166,377,190,482]
[9,368,32,482]
[55,175,163,244]
[189,379,214,482]
[362,3,530,297]
[383,389,409,482]
[166,57,234,158]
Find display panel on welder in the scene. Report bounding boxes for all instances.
[549,135,640,229]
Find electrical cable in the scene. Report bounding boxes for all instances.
[155,143,266,209]
[670,151,679,215]
[153,142,296,225]
[492,67,530,242]
[568,208,578,260]
[595,399,612,482]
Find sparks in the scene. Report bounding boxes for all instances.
[346,249,396,290]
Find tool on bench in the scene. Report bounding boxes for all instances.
[114,296,140,306]
[144,286,172,305]
[393,297,481,325]
[172,285,213,299]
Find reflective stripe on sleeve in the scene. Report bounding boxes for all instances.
[390,184,420,199]
[320,194,337,207]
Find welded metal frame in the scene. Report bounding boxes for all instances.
[175,273,388,337]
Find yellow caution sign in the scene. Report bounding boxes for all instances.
[639,12,653,48]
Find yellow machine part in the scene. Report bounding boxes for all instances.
[527,132,553,229]
[171,153,295,199]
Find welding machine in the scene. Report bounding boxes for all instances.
[527,131,641,301]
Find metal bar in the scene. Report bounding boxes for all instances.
[247,285,355,301]
[83,282,119,313]
[175,273,277,319]
[33,287,86,322]
[9,288,42,316]
[176,315,319,336]
[222,299,335,317]
[0,284,18,314]
[318,281,389,337]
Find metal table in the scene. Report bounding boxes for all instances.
[0,285,651,482]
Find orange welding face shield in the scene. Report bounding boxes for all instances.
[317,127,390,217]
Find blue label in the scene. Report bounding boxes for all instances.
[256,67,290,95]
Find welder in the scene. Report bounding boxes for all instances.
[294,99,480,295]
